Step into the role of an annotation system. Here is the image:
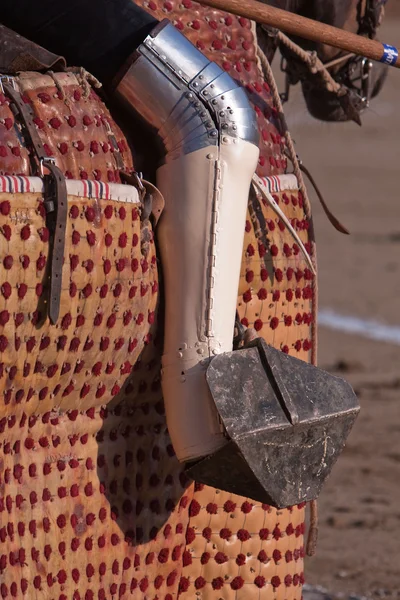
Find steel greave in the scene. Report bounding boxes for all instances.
[114,19,260,462]
[158,140,259,461]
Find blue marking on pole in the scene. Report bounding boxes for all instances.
[380,43,399,66]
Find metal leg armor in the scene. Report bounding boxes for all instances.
[115,19,260,462]
[115,20,359,507]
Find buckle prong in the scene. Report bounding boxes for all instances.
[39,157,56,177]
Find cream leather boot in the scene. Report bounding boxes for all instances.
[115,19,259,462]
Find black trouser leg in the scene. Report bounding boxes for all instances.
[1,0,158,85]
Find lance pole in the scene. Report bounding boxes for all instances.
[199,0,400,68]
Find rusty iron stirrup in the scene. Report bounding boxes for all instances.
[186,338,360,508]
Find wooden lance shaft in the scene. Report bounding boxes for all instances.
[199,0,400,68]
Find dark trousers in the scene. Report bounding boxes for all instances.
[1,0,158,85]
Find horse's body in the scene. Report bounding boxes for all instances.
[0,1,387,599]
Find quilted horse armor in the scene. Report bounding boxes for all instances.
[0,4,322,600]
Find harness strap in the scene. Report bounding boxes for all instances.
[4,81,68,324]
[43,162,68,324]
[286,154,350,235]
[120,171,165,226]
[4,81,49,165]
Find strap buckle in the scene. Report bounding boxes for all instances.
[39,157,56,177]
[40,158,58,213]
[0,76,16,94]
[132,171,145,197]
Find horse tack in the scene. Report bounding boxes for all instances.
[0,16,314,600]
[133,2,313,597]
[3,81,68,324]
[276,0,387,112]
[0,69,165,599]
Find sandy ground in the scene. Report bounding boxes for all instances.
[273,5,400,598]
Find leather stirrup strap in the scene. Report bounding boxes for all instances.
[4,81,68,324]
[120,171,165,226]
[298,161,350,235]
[42,162,68,324]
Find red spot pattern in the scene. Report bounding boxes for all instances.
[0,14,311,599]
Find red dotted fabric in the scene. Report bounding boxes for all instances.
[130,3,313,598]
[0,71,132,183]
[0,8,314,597]
[238,188,315,360]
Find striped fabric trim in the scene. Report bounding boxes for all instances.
[0,175,140,204]
[257,173,298,193]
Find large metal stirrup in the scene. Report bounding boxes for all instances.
[187,338,359,508]
[114,20,359,507]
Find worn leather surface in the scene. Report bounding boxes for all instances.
[0,25,66,75]
[0,11,314,598]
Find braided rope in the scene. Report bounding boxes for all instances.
[263,27,348,97]
[256,47,312,218]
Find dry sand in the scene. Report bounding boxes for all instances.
[272,5,400,598]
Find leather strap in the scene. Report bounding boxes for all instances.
[142,178,165,226]
[4,81,48,166]
[298,161,350,235]
[43,162,68,324]
[4,81,68,324]
[120,171,165,226]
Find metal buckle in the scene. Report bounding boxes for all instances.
[0,75,16,94]
[347,56,373,108]
[360,57,373,106]
[336,54,372,111]
[39,157,56,177]
[132,171,145,193]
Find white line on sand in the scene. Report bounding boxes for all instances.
[319,309,400,346]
